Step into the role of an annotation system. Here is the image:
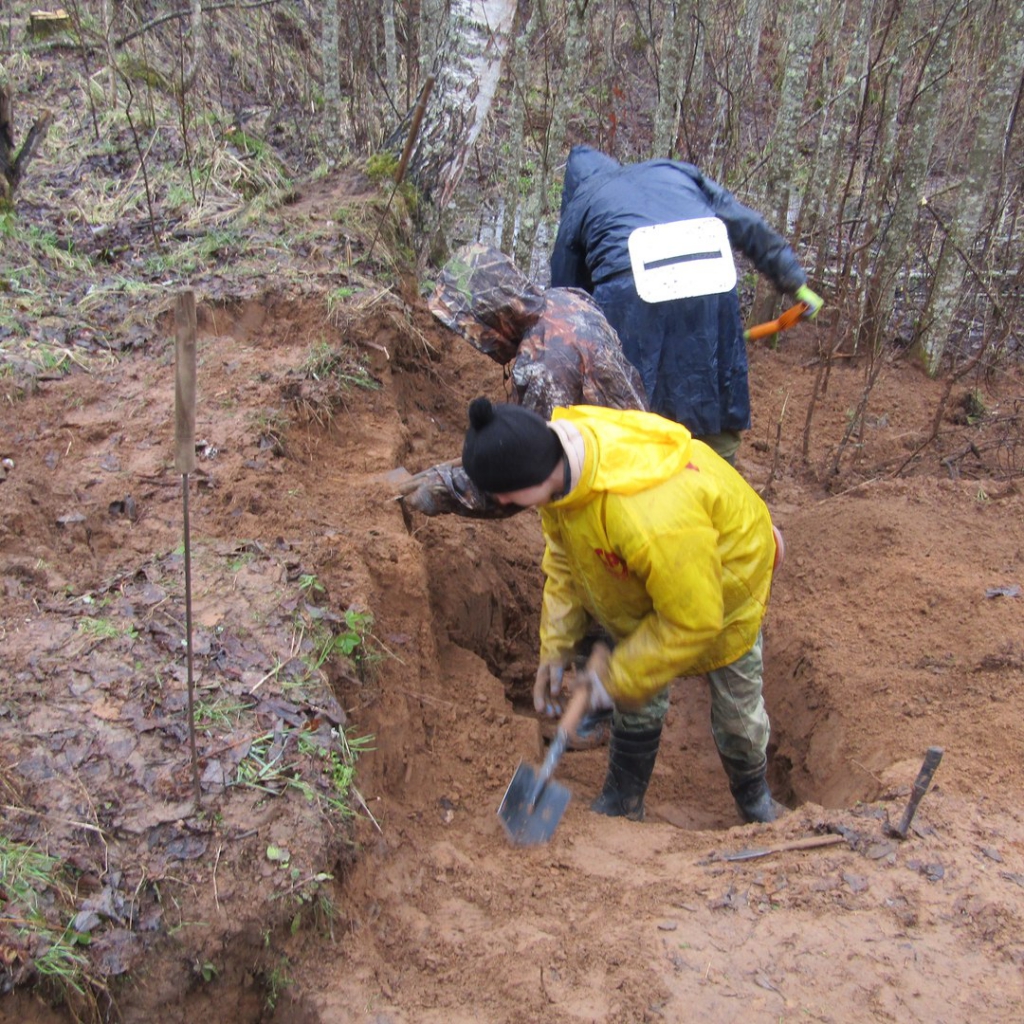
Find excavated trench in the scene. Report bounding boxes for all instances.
[3,295,911,1024]
[414,522,880,822]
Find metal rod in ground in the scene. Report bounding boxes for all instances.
[894,746,944,839]
[181,475,200,808]
[175,290,202,811]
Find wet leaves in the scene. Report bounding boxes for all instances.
[107,495,139,521]
[842,871,869,893]
[907,860,946,882]
[1,534,370,992]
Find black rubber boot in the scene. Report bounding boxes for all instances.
[590,725,662,822]
[720,755,785,824]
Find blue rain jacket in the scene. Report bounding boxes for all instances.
[550,146,807,437]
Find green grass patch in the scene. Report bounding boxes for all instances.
[0,214,92,274]
[234,724,374,820]
[302,340,380,392]
[77,616,139,642]
[194,696,251,731]
[0,836,98,1004]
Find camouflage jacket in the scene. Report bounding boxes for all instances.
[400,244,647,518]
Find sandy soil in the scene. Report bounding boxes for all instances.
[2,181,1024,1024]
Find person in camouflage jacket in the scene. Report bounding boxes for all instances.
[399,243,647,517]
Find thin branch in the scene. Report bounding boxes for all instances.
[114,0,284,49]
[119,72,161,250]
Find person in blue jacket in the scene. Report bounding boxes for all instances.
[550,145,823,464]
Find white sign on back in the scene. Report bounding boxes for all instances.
[627,217,737,303]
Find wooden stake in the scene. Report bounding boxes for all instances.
[175,293,197,475]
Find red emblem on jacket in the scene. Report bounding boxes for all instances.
[595,548,629,579]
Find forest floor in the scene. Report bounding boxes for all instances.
[3,11,1024,1022]
[3,168,1024,1024]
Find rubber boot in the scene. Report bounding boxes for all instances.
[590,725,662,822]
[720,755,785,824]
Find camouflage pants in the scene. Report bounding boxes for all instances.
[695,429,742,465]
[615,631,769,770]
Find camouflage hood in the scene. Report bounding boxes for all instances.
[428,243,546,365]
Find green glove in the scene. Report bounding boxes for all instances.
[795,284,823,319]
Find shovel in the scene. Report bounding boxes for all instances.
[744,301,809,341]
[498,686,590,847]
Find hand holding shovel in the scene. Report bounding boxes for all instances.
[498,683,592,847]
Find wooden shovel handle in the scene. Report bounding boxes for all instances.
[560,682,595,742]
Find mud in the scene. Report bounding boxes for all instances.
[2,260,1024,1023]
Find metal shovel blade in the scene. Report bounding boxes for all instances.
[498,759,571,847]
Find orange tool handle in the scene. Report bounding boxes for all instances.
[744,301,809,341]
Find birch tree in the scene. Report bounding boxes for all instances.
[394,0,517,214]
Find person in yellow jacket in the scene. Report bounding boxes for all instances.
[460,395,786,824]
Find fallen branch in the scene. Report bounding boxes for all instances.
[114,0,285,49]
[701,833,848,864]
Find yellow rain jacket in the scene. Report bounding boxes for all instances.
[539,406,776,706]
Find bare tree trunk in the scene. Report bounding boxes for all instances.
[346,3,372,151]
[917,1,1024,374]
[798,0,872,256]
[681,1,707,165]
[180,0,204,94]
[751,0,818,324]
[101,0,118,108]
[854,4,929,357]
[500,3,537,255]
[419,0,447,80]
[765,0,817,232]
[1,83,53,202]
[740,0,766,71]
[515,0,591,270]
[382,0,399,112]
[717,0,764,181]
[653,1,685,158]
[844,19,901,360]
[321,0,341,150]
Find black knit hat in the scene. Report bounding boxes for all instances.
[462,397,563,494]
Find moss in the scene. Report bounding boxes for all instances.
[118,56,172,92]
